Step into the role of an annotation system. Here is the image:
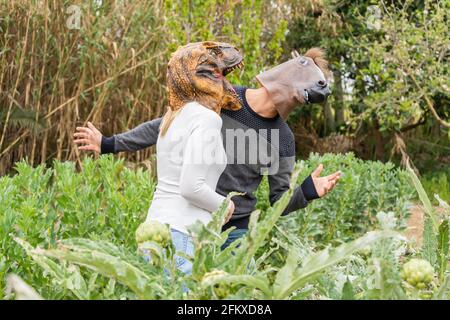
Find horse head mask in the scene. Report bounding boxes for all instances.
[256,48,331,119]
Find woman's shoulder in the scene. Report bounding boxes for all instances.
[182,102,222,129]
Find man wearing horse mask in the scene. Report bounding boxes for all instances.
[74,44,341,248]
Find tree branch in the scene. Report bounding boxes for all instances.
[399,115,427,133]
[408,72,450,129]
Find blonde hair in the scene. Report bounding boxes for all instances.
[159,107,180,136]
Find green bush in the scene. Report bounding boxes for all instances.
[0,156,155,299]
[1,154,416,299]
[421,170,450,204]
[262,153,414,246]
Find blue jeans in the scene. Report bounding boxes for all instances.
[221,228,248,250]
[171,229,195,275]
[142,229,194,275]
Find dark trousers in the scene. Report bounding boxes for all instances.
[221,228,248,250]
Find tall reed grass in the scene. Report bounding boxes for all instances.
[0,0,169,175]
[0,0,289,175]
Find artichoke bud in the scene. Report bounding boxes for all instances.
[201,270,230,298]
[201,269,228,286]
[401,258,435,289]
[135,220,171,247]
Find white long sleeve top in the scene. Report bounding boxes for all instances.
[146,102,227,234]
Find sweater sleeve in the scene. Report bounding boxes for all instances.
[179,112,226,213]
[268,156,308,215]
[268,156,319,216]
[100,118,163,154]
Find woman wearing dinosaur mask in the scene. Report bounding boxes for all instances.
[141,42,244,274]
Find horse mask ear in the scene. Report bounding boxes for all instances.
[255,48,329,119]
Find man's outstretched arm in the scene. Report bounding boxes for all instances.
[101,118,163,153]
[74,118,162,154]
[267,156,319,215]
[268,158,341,216]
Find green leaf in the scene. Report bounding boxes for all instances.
[201,273,271,298]
[274,230,399,299]
[14,237,90,300]
[0,106,46,133]
[341,279,355,300]
[370,253,406,300]
[5,274,43,300]
[422,217,438,268]
[433,275,450,300]
[233,163,305,274]
[17,237,172,299]
[273,249,298,298]
[437,220,449,280]
[406,162,439,231]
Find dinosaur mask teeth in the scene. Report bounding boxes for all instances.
[223,62,244,76]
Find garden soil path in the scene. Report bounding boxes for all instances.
[405,205,425,247]
[405,204,447,249]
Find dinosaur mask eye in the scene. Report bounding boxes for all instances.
[209,47,222,56]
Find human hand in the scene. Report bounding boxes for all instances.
[224,200,235,224]
[311,164,341,197]
[74,122,102,153]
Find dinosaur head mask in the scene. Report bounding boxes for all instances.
[167,41,244,114]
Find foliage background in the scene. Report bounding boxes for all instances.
[0,0,448,300]
[1,0,448,177]
[0,0,289,175]
[0,154,415,299]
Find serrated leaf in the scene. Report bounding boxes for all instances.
[16,237,170,299]
[422,217,438,267]
[273,249,297,298]
[232,163,305,274]
[437,220,449,280]
[14,237,90,299]
[433,275,450,300]
[274,230,399,299]
[5,274,43,300]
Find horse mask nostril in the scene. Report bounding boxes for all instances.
[318,80,327,87]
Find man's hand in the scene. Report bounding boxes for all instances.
[224,200,235,224]
[311,164,341,197]
[74,122,102,153]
